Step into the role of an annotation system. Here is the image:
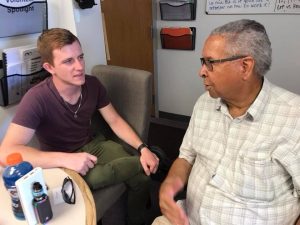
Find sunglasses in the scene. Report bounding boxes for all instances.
[61,176,76,204]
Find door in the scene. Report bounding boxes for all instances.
[100,0,154,73]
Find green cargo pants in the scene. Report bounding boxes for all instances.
[78,135,150,225]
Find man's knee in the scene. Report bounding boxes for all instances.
[83,164,115,189]
[100,140,130,158]
[84,156,144,190]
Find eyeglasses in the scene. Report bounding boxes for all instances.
[61,176,76,204]
[200,55,247,71]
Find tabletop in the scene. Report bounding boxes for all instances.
[0,167,96,225]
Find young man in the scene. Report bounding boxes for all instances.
[152,19,300,225]
[0,28,159,225]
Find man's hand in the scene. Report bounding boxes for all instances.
[159,177,189,225]
[139,148,159,176]
[65,152,97,175]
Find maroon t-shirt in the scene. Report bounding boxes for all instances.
[12,75,110,152]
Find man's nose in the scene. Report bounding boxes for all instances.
[75,59,84,70]
[199,66,207,78]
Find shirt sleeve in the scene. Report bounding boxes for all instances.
[92,77,110,109]
[178,97,202,165]
[273,123,300,198]
[12,88,44,130]
[281,143,300,198]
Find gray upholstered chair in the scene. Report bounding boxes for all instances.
[90,64,152,222]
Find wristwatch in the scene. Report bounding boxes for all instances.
[137,143,148,154]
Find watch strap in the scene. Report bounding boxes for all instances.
[137,143,148,153]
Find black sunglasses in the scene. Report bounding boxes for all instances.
[61,176,76,204]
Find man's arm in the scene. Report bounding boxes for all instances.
[296,216,300,225]
[99,103,159,175]
[0,123,97,175]
[159,158,192,225]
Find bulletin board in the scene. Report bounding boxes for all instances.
[206,0,300,14]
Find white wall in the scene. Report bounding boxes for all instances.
[0,0,106,142]
[155,0,300,116]
[73,1,106,74]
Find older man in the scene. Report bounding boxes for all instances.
[153,19,300,225]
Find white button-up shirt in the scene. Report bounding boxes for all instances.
[180,78,300,225]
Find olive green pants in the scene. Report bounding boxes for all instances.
[78,135,150,225]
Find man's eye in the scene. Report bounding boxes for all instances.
[203,59,209,64]
[64,59,73,64]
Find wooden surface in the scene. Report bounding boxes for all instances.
[63,168,96,225]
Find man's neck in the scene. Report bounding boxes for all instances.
[52,78,82,104]
[226,77,263,118]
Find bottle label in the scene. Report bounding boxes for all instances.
[7,186,19,199]
[7,186,24,219]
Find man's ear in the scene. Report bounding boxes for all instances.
[42,62,54,74]
[241,56,255,80]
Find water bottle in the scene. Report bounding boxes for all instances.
[2,152,33,220]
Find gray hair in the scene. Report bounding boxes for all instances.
[210,19,272,76]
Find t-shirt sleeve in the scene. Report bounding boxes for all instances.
[12,89,44,130]
[93,77,110,109]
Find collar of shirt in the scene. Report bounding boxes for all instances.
[216,78,271,122]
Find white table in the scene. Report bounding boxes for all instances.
[0,168,96,225]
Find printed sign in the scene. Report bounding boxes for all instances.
[0,0,48,38]
[206,0,300,14]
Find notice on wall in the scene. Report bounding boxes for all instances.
[206,0,300,14]
[0,0,48,38]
